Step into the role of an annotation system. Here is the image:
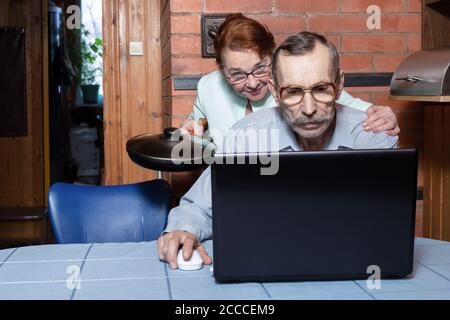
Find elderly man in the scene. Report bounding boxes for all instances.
[158,32,398,269]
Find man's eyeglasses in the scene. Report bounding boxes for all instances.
[274,81,338,106]
[225,64,272,85]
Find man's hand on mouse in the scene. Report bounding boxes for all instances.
[157,230,212,270]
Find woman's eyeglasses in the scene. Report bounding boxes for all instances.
[225,64,272,85]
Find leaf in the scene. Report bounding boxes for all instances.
[94,38,103,46]
[79,25,103,85]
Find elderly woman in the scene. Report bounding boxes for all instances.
[181,13,399,145]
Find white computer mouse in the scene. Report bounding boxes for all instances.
[177,249,203,271]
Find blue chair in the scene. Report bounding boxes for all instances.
[48,180,172,244]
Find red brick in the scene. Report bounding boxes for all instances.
[172,89,198,97]
[172,57,218,75]
[312,15,420,33]
[309,15,368,33]
[408,0,422,13]
[340,54,373,72]
[275,34,341,51]
[341,0,405,13]
[171,0,202,13]
[251,15,306,34]
[326,35,341,52]
[342,35,405,53]
[274,34,290,47]
[205,0,272,13]
[373,54,409,72]
[171,35,201,55]
[171,15,201,34]
[172,96,196,115]
[171,116,187,128]
[381,15,421,32]
[274,0,339,13]
[408,33,421,52]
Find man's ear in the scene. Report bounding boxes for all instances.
[268,79,281,105]
[335,71,345,100]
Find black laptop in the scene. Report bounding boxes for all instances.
[211,149,418,283]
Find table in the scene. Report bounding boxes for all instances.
[1,238,450,300]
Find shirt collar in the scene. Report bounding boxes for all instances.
[322,104,354,150]
[274,111,303,152]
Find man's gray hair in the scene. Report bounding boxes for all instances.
[272,31,340,84]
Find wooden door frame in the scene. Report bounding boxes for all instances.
[103,0,163,185]
[43,0,50,205]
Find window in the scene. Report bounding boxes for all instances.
[81,0,103,94]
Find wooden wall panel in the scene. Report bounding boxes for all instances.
[0,219,51,247]
[103,0,163,185]
[422,0,450,241]
[0,0,44,207]
[423,105,450,241]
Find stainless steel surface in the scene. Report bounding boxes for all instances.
[390,47,450,96]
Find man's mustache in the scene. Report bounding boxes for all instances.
[289,115,330,126]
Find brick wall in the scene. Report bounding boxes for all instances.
[162,0,424,197]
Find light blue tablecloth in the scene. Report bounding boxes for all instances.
[0,238,450,300]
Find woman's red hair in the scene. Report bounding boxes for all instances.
[214,13,276,66]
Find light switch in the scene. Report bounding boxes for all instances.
[129,42,144,56]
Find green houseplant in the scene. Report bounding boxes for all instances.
[79,26,103,104]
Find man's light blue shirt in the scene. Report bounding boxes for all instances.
[189,71,372,147]
[166,105,398,241]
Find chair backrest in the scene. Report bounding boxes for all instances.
[48,180,172,244]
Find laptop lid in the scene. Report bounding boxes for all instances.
[211,149,418,282]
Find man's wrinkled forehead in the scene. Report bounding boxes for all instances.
[275,44,333,87]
